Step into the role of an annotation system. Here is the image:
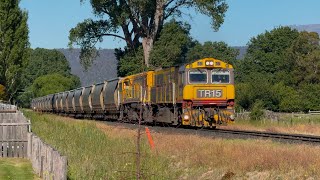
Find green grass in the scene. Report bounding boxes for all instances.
[0,158,35,180]
[236,113,320,127]
[23,110,180,179]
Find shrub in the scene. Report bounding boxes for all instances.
[250,100,265,121]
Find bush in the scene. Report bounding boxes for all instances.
[250,100,265,121]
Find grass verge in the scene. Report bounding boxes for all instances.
[23,110,178,179]
[23,110,320,179]
[224,114,320,135]
[0,158,35,180]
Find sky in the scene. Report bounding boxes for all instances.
[20,0,320,49]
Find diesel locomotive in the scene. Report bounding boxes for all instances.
[31,57,235,128]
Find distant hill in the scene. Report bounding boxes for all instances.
[58,49,117,87]
[232,46,247,60]
[290,24,320,34]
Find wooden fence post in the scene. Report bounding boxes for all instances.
[27,133,32,158]
[0,103,68,179]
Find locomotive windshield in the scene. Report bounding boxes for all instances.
[189,69,207,83]
[212,69,230,83]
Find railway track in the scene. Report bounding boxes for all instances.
[102,121,320,145]
[211,129,320,144]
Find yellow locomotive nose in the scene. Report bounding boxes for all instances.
[181,107,235,127]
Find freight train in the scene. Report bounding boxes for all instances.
[31,57,235,128]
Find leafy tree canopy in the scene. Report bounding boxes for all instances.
[118,20,192,76]
[237,26,299,83]
[299,84,320,111]
[236,26,320,112]
[0,0,29,101]
[287,31,320,86]
[22,48,74,87]
[117,46,146,77]
[31,74,80,98]
[17,48,81,107]
[69,0,228,69]
[186,41,239,66]
[150,20,192,68]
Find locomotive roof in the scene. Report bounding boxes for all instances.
[185,57,233,69]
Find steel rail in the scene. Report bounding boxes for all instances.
[92,120,320,144]
[211,129,320,143]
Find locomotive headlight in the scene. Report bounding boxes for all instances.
[205,61,214,66]
[229,114,235,120]
[183,114,190,120]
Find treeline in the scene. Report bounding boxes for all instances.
[0,1,80,107]
[117,22,320,113]
[0,48,80,107]
[117,20,238,77]
[236,27,320,112]
[17,48,81,107]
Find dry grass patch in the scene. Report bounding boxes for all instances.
[94,121,320,179]
[152,133,320,171]
[223,118,320,136]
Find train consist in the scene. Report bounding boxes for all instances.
[31,57,235,128]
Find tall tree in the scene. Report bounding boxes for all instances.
[186,41,239,65]
[31,73,80,98]
[117,20,192,76]
[237,27,299,83]
[235,27,301,111]
[22,48,75,87]
[18,48,81,107]
[69,0,228,69]
[287,31,320,85]
[0,0,29,101]
[149,19,192,68]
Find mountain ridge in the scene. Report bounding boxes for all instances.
[58,49,118,87]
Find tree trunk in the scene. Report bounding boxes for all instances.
[141,0,165,68]
[142,37,154,68]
